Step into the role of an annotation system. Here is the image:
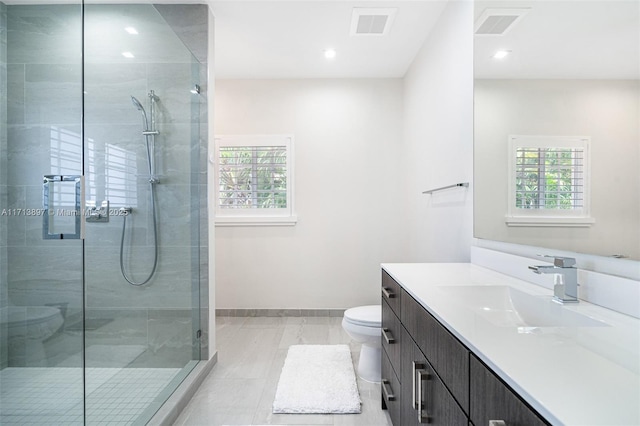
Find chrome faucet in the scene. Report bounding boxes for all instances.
[528,256,579,304]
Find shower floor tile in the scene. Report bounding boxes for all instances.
[0,366,181,425]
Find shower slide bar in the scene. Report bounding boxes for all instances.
[422,182,469,195]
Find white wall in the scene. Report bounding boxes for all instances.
[213,1,478,310]
[214,79,408,309]
[401,0,474,262]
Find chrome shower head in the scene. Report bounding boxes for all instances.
[131,95,144,111]
[131,95,149,129]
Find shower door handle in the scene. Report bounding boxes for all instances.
[43,175,84,240]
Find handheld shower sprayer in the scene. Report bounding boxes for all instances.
[131,96,149,130]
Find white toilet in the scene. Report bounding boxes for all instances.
[342,305,382,383]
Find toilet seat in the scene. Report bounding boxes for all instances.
[343,305,381,327]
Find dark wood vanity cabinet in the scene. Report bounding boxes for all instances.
[381,270,548,426]
[470,354,548,426]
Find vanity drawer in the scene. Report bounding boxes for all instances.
[382,349,402,426]
[382,298,402,379]
[382,270,402,317]
[470,354,548,426]
[400,326,467,426]
[402,288,469,415]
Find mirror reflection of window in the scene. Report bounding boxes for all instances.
[515,146,584,210]
[506,135,593,227]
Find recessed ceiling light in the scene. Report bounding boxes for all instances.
[122,51,135,58]
[324,49,336,60]
[125,27,138,35]
[493,50,511,59]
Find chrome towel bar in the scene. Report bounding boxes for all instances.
[422,182,469,194]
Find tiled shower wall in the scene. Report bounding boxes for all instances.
[4,3,208,368]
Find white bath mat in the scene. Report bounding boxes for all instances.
[272,344,361,414]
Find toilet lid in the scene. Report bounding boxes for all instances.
[344,305,381,327]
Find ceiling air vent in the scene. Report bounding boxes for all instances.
[350,8,397,36]
[475,8,530,36]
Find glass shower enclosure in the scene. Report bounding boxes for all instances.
[0,2,208,424]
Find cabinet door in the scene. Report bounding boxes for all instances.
[402,289,470,414]
[382,349,402,425]
[401,327,467,426]
[470,354,549,426]
[400,326,422,426]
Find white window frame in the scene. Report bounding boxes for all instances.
[506,135,595,227]
[214,134,297,226]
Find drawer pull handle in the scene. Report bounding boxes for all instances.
[382,287,395,299]
[382,328,395,344]
[489,421,506,426]
[416,368,431,424]
[412,361,425,409]
[381,379,395,402]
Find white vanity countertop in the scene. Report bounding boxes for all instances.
[381,263,640,426]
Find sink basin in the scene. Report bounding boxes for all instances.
[438,286,609,328]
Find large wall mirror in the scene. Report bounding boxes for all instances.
[474,0,640,260]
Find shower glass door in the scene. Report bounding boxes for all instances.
[82,3,203,425]
[0,1,86,424]
[1,2,204,424]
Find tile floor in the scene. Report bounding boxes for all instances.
[173,316,393,426]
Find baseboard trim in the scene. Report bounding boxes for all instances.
[216,308,346,317]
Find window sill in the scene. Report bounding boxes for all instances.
[505,215,595,227]
[215,215,298,227]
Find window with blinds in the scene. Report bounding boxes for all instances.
[218,146,287,209]
[515,147,584,210]
[507,136,593,227]
[214,135,296,226]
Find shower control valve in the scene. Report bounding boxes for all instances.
[86,200,109,223]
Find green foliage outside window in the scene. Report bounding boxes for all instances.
[515,147,583,210]
[218,146,287,209]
